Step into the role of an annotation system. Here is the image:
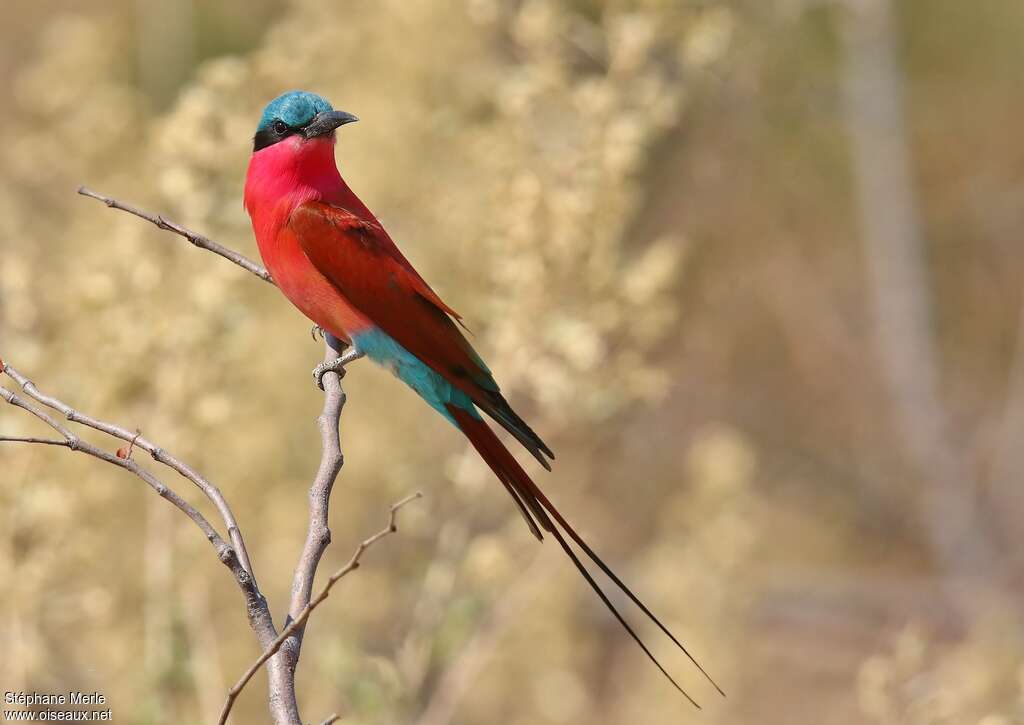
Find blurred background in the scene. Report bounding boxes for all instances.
[1,1,1022,723]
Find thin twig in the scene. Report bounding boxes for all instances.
[0,386,251,587]
[318,715,340,725]
[77,186,274,285]
[1,361,257,583]
[218,491,422,725]
[0,435,69,447]
[1,365,283,710]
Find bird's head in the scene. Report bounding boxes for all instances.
[253,91,358,152]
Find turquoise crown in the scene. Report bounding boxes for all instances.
[257,91,333,132]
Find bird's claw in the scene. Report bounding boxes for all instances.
[310,324,325,341]
[312,348,365,390]
[312,358,346,390]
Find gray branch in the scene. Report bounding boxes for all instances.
[219,489,422,725]
[77,186,274,285]
[0,376,271,636]
[2,361,257,582]
[0,435,68,446]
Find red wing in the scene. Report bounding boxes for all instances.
[289,201,491,389]
[289,201,553,467]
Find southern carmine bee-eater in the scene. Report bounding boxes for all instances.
[244,90,721,706]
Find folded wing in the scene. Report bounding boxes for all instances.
[288,201,553,467]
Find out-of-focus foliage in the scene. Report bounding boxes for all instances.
[858,622,1024,725]
[1,1,1022,723]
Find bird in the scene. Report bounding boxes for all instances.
[244,90,721,706]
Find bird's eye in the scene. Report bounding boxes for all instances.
[273,120,289,135]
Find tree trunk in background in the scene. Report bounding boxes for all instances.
[136,0,195,107]
[838,0,1005,600]
[990,311,1024,575]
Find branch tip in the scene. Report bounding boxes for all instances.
[77,185,274,285]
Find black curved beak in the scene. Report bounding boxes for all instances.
[303,110,359,139]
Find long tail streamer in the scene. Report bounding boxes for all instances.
[447,405,724,707]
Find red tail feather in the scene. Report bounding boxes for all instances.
[445,405,723,706]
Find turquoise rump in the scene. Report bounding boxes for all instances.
[352,327,482,425]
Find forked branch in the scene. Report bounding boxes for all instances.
[0,374,261,611]
[218,491,422,725]
[2,360,258,582]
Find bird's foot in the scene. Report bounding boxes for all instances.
[310,324,325,341]
[312,348,365,390]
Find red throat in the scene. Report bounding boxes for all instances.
[244,136,341,239]
[243,133,377,342]
[245,135,377,244]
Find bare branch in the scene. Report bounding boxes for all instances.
[218,491,422,725]
[0,385,252,590]
[318,715,340,725]
[1,361,283,714]
[77,186,274,285]
[1,361,257,582]
[0,435,70,446]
